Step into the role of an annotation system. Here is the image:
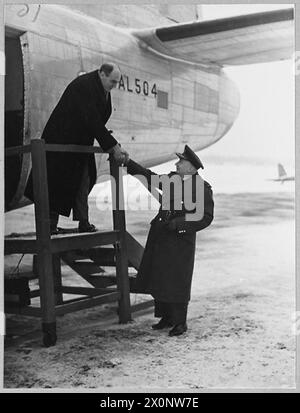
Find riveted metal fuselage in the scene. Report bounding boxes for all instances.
[4,4,240,210]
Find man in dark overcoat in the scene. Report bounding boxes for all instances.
[126,145,214,336]
[25,62,127,234]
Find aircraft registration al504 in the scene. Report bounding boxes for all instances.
[4,4,294,210]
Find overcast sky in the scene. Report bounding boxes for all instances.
[201,4,295,165]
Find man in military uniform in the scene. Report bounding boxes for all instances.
[126,145,214,336]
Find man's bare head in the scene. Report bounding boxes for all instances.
[99,63,121,92]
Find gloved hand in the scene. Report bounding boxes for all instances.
[166,220,177,231]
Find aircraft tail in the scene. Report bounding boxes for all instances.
[278,163,287,178]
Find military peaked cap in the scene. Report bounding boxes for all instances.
[175,145,204,170]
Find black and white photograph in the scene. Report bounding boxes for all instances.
[1,2,297,392]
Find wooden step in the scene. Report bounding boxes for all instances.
[60,252,104,276]
[66,261,105,276]
[80,247,116,266]
[61,251,114,287]
[4,230,120,255]
[87,271,139,292]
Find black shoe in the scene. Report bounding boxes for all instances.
[78,222,98,233]
[169,323,187,336]
[152,318,173,330]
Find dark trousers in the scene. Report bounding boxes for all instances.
[50,163,90,228]
[154,300,188,325]
[72,163,90,222]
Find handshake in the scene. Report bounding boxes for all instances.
[110,143,130,166]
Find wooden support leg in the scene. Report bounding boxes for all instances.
[115,238,132,323]
[110,159,132,323]
[52,254,63,305]
[31,139,57,346]
[37,251,57,347]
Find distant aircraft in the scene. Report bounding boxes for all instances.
[4,4,294,211]
[269,163,295,183]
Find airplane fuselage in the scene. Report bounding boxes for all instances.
[5,4,240,210]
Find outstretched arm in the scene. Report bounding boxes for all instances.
[125,159,165,197]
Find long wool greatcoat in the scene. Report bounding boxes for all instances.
[127,159,214,303]
[25,70,117,216]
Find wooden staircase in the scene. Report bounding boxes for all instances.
[4,140,149,347]
[59,232,144,291]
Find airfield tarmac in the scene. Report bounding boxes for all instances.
[3,187,295,390]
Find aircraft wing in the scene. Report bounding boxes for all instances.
[132,8,294,66]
